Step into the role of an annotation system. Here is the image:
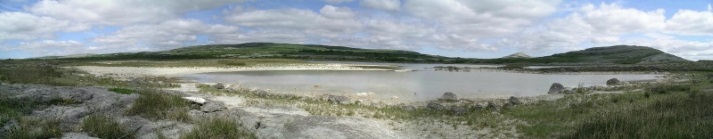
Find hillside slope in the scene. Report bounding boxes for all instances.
[502,52,531,59]
[527,45,689,64]
[79,42,443,62]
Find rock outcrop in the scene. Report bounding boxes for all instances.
[606,78,620,86]
[548,83,565,94]
[327,95,352,105]
[438,92,458,101]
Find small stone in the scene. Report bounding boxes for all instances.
[438,92,458,101]
[486,102,500,111]
[327,95,352,105]
[450,107,468,115]
[213,83,225,89]
[548,83,565,94]
[426,102,445,110]
[182,97,206,104]
[255,90,269,97]
[606,78,620,86]
[508,96,521,105]
[200,102,226,113]
[400,105,416,111]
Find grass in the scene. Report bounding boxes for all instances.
[125,89,194,122]
[0,60,183,88]
[3,117,62,139]
[181,117,256,139]
[82,114,134,139]
[71,59,306,67]
[109,87,135,94]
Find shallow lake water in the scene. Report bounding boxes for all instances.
[182,63,661,102]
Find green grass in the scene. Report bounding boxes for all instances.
[181,118,256,139]
[125,89,193,122]
[108,87,134,94]
[4,117,62,139]
[71,59,306,67]
[82,114,134,139]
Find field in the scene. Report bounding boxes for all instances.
[1,58,712,138]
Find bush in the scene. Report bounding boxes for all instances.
[82,114,133,139]
[108,87,134,94]
[125,89,192,121]
[181,118,256,139]
[566,94,713,138]
[4,117,62,139]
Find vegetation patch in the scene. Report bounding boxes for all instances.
[181,117,256,139]
[3,117,62,139]
[108,87,134,94]
[125,89,193,122]
[82,114,134,139]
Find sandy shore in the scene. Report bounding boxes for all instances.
[74,64,396,77]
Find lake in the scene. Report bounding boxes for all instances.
[182,63,661,102]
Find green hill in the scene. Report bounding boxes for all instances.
[490,45,690,64]
[534,45,689,64]
[67,43,689,64]
[77,42,444,62]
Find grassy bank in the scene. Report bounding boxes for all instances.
[67,58,306,67]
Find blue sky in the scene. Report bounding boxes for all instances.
[1,0,712,60]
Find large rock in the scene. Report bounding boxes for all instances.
[201,101,227,113]
[426,102,445,110]
[213,83,225,89]
[182,97,206,104]
[548,83,565,94]
[450,107,468,115]
[508,96,521,105]
[327,95,351,105]
[606,78,620,86]
[438,92,458,101]
[486,102,500,111]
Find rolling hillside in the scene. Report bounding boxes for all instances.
[73,43,445,62]
[64,43,688,64]
[531,45,689,64]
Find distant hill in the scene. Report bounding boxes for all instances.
[78,42,444,62]
[502,52,531,59]
[529,45,690,64]
[65,43,690,65]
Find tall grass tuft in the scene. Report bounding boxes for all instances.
[82,114,134,139]
[181,118,256,139]
[4,117,62,139]
[566,93,713,138]
[125,89,193,122]
[108,87,134,94]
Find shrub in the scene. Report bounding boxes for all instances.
[82,114,133,139]
[4,117,62,139]
[566,93,713,138]
[108,87,134,94]
[181,118,256,139]
[125,89,192,122]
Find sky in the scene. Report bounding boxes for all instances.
[1,0,712,60]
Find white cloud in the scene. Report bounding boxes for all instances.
[324,0,353,4]
[28,0,244,26]
[0,12,88,41]
[225,6,361,34]
[399,0,560,51]
[666,9,713,36]
[500,3,666,51]
[360,0,400,11]
[92,19,238,51]
[3,40,85,56]
[320,5,355,19]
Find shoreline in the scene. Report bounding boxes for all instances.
[74,64,397,78]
